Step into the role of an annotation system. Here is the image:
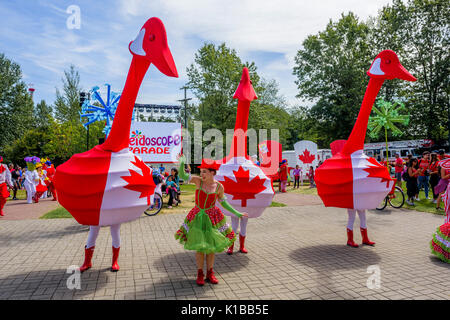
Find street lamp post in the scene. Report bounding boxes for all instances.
[178,86,192,130]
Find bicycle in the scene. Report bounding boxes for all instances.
[376,181,405,210]
[144,192,163,216]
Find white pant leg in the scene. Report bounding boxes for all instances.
[24,183,35,204]
[239,217,249,236]
[41,191,47,199]
[357,210,367,229]
[231,215,239,234]
[110,224,121,248]
[347,209,356,230]
[86,226,101,249]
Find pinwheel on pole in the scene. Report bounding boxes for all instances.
[79,84,122,144]
[368,98,410,162]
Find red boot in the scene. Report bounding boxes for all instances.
[80,246,95,272]
[196,269,205,286]
[0,197,6,216]
[111,246,120,272]
[206,268,219,284]
[346,228,359,248]
[361,228,375,246]
[227,243,234,255]
[239,234,248,253]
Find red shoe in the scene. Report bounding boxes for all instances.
[206,268,219,284]
[0,211,4,216]
[227,243,234,255]
[360,228,375,246]
[239,234,248,253]
[346,228,359,248]
[196,269,205,286]
[111,246,120,272]
[80,246,95,272]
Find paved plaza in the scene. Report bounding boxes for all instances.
[0,203,448,300]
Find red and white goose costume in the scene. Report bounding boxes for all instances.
[315,50,416,247]
[54,17,178,272]
[214,68,275,254]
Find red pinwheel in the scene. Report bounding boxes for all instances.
[215,68,274,218]
[315,50,416,210]
[54,18,178,226]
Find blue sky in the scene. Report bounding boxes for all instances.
[0,0,393,108]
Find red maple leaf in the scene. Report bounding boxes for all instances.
[298,149,315,164]
[121,156,156,205]
[221,166,266,207]
[363,157,393,188]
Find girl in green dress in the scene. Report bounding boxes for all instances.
[175,157,248,286]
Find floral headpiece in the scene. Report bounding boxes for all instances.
[24,156,41,164]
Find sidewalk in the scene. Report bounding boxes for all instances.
[0,204,448,300]
[2,197,59,220]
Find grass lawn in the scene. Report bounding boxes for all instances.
[282,180,445,217]
[6,189,26,201]
[403,190,445,216]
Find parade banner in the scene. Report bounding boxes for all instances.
[129,121,182,163]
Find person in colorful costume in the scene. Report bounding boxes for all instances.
[33,163,48,203]
[430,158,450,263]
[24,157,40,204]
[44,160,57,201]
[0,156,13,216]
[175,156,248,286]
[315,50,416,248]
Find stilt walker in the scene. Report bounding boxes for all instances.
[54,17,178,273]
[0,156,13,216]
[315,50,416,247]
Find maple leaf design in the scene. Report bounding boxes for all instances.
[121,156,156,205]
[363,157,393,188]
[221,166,266,207]
[298,149,315,164]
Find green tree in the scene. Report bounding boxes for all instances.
[0,53,35,153]
[375,0,450,142]
[187,42,289,151]
[54,65,82,123]
[292,13,375,147]
[34,99,54,128]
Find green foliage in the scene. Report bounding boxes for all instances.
[293,13,375,147]
[0,53,35,154]
[54,65,82,123]
[293,0,449,147]
[186,42,290,150]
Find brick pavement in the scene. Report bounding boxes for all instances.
[2,197,59,220]
[0,205,448,300]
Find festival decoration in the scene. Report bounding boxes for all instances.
[258,140,282,180]
[80,84,122,137]
[215,68,274,219]
[54,17,178,226]
[315,50,416,210]
[294,140,318,178]
[368,98,410,161]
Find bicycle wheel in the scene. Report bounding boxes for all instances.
[144,193,163,216]
[376,196,388,210]
[388,186,405,208]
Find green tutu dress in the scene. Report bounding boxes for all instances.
[175,182,236,254]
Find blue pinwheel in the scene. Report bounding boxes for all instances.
[80,84,122,137]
